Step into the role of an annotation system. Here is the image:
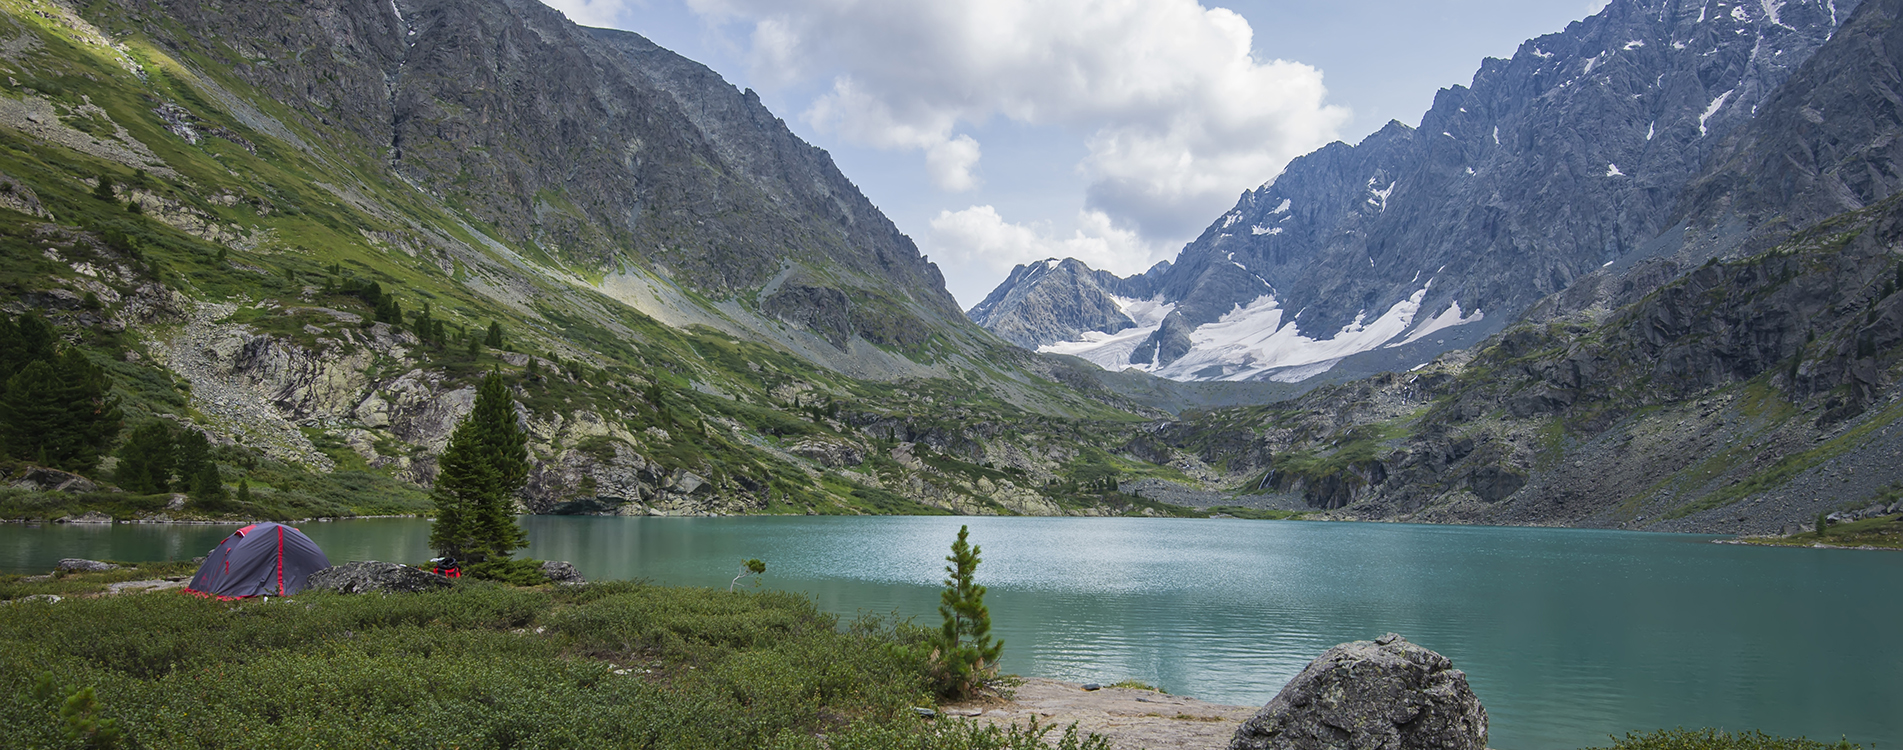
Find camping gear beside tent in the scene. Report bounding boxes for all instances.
[185,522,331,598]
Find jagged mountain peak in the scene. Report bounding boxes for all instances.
[973,0,1857,383]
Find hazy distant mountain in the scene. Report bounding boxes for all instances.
[974,0,1857,382]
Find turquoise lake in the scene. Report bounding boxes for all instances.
[4,515,1898,749]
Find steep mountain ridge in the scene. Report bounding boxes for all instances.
[135,0,964,347]
[976,0,1856,383]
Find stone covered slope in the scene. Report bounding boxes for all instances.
[976,0,1854,382]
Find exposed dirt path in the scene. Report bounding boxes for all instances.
[945,678,1256,750]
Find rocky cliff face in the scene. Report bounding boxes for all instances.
[964,258,1167,349]
[1676,0,1903,244]
[134,0,963,344]
[976,0,1856,382]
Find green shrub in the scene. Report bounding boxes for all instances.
[1586,728,1860,750]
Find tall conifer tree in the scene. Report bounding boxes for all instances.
[430,371,529,562]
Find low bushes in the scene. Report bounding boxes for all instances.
[0,574,1074,749]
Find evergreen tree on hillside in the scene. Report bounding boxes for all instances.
[485,321,504,349]
[0,347,120,472]
[933,525,1003,698]
[114,421,175,494]
[0,312,58,380]
[175,429,214,493]
[430,371,530,563]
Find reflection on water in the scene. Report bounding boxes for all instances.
[3,515,1898,749]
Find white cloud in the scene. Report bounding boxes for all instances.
[541,0,645,28]
[925,135,983,191]
[690,0,1349,240]
[928,205,1163,283]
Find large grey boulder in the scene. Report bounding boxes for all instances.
[306,561,453,594]
[539,560,586,584]
[1231,633,1487,750]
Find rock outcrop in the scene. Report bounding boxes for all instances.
[1230,633,1486,750]
[9,466,99,494]
[56,558,120,572]
[306,561,454,594]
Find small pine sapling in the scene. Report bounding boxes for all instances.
[934,524,1003,698]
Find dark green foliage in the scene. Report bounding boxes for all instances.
[113,422,174,494]
[1,350,121,473]
[173,428,211,484]
[1815,512,1829,536]
[90,175,113,202]
[189,462,225,504]
[1584,728,1858,750]
[431,371,530,563]
[463,557,549,586]
[236,478,252,504]
[373,293,403,325]
[57,685,123,749]
[934,525,1002,698]
[485,320,504,348]
[0,312,58,379]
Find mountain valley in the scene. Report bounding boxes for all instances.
[0,0,1900,538]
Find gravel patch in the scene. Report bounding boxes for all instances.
[947,678,1254,750]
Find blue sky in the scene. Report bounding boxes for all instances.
[542,0,1611,307]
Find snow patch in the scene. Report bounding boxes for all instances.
[1153,289,1427,382]
[1270,198,1291,214]
[1492,126,1500,145]
[1731,5,1749,20]
[1251,225,1283,236]
[1646,121,1655,140]
[1606,163,1625,177]
[1625,40,1645,49]
[1760,0,1792,28]
[1036,296,1176,370]
[1699,89,1733,136]
[1532,47,1554,59]
[1367,179,1396,211]
[1043,258,1062,270]
[1221,211,1243,229]
[1674,40,1688,49]
[1390,299,1485,348]
[1465,167,1476,175]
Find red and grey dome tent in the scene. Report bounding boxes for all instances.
[185,522,331,599]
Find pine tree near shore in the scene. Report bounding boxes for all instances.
[0,346,120,473]
[934,525,1002,698]
[430,371,530,563]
